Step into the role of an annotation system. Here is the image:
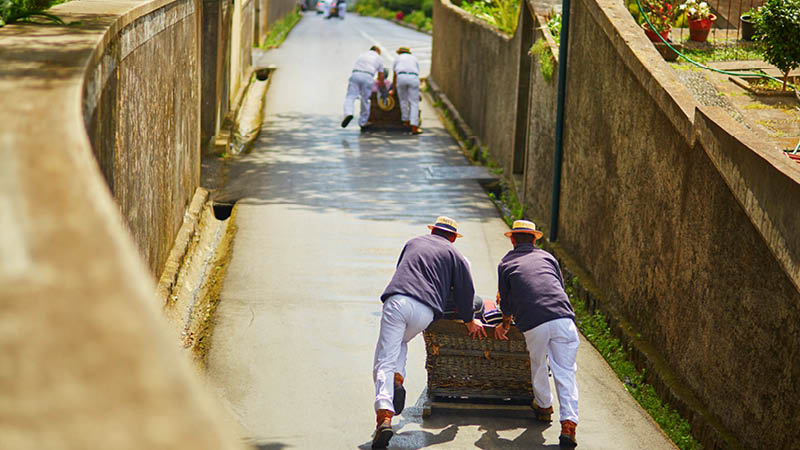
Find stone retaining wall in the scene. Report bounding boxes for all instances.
[431,0,800,447]
[0,0,251,447]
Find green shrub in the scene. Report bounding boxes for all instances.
[382,0,421,14]
[422,0,433,16]
[404,9,427,26]
[0,0,64,26]
[751,0,800,90]
[460,0,519,34]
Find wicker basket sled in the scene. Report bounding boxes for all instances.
[422,320,535,417]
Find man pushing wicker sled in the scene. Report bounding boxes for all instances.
[495,220,580,447]
[370,216,486,449]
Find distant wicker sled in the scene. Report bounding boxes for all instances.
[365,90,421,130]
[422,320,536,418]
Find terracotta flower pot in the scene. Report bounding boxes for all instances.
[642,23,670,42]
[688,14,716,42]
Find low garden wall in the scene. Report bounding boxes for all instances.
[431,0,520,172]
[431,0,800,447]
[0,0,250,447]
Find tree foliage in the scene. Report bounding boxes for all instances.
[752,0,800,90]
[0,0,63,27]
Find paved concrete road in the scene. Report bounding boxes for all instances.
[207,12,676,450]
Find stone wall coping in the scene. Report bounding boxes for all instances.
[578,0,697,142]
[0,2,245,447]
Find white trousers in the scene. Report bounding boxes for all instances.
[396,74,420,127]
[343,72,373,126]
[325,1,345,17]
[523,318,580,423]
[373,294,434,412]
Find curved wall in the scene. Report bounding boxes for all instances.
[431,0,800,447]
[0,1,245,447]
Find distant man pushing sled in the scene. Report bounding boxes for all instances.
[342,46,385,130]
[370,216,486,448]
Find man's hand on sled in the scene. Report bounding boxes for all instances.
[465,319,487,339]
[494,323,510,341]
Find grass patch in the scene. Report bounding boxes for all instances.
[678,45,762,64]
[529,38,555,81]
[260,10,301,49]
[566,278,702,450]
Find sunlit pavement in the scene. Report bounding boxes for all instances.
[205,12,676,450]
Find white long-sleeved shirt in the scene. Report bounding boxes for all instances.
[352,50,384,76]
[393,53,419,75]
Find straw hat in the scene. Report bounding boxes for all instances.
[504,220,543,239]
[396,46,411,54]
[427,216,463,237]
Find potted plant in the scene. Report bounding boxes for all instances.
[679,0,716,42]
[751,0,800,91]
[740,7,758,41]
[640,0,677,42]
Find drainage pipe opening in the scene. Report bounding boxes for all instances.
[213,202,235,220]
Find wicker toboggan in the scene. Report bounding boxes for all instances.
[423,320,533,401]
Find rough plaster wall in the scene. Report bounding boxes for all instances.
[240,0,254,81]
[87,0,200,277]
[522,18,557,226]
[431,0,519,173]
[556,0,800,446]
[432,0,800,445]
[267,0,298,27]
[0,0,246,448]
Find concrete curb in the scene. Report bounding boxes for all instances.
[156,187,209,304]
[390,18,432,35]
[425,77,484,152]
[158,196,238,369]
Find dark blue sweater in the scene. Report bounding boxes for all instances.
[497,243,574,333]
[381,234,475,322]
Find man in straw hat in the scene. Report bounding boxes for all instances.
[342,46,385,130]
[371,216,486,448]
[389,46,422,134]
[494,220,580,447]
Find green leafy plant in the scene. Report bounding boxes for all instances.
[751,0,800,91]
[0,0,64,27]
[639,0,678,33]
[545,12,561,43]
[260,10,302,49]
[403,9,432,31]
[678,0,712,20]
[460,0,520,34]
[529,38,555,81]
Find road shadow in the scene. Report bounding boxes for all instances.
[204,112,498,225]
[355,391,561,449]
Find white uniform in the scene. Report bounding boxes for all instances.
[392,53,421,127]
[524,318,580,423]
[344,50,384,126]
[325,0,346,18]
[373,295,433,412]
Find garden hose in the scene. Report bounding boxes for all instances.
[635,0,797,90]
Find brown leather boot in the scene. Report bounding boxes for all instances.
[411,125,422,135]
[559,420,577,447]
[372,409,394,449]
[532,399,554,422]
[393,373,406,415]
